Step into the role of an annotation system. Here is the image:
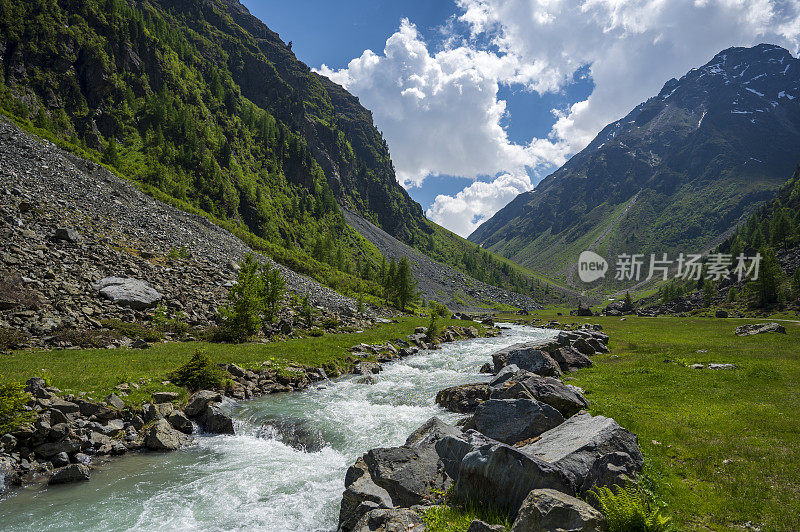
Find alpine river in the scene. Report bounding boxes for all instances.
[0,324,556,531]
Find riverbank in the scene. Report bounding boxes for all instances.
[0,317,499,492]
[499,310,800,531]
[0,323,546,531]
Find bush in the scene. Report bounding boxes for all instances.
[589,484,673,532]
[101,319,164,342]
[168,350,226,391]
[429,300,450,318]
[0,327,27,350]
[426,313,440,342]
[0,381,33,433]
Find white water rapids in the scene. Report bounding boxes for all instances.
[0,324,556,531]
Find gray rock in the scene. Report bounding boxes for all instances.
[227,363,246,378]
[404,417,462,450]
[550,347,593,373]
[455,443,573,516]
[105,393,125,410]
[580,451,640,493]
[519,413,644,495]
[35,440,81,458]
[144,419,190,451]
[152,391,179,403]
[490,372,588,417]
[489,364,520,386]
[472,399,564,445]
[734,322,786,336]
[468,520,506,532]
[92,277,162,310]
[435,430,499,481]
[435,383,490,413]
[142,403,163,422]
[1,433,19,451]
[364,445,450,508]
[510,489,606,532]
[52,451,70,468]
[53,227,81,243]
[339,457,394,532]
[185,390,222,417]
[201,405,235,434]
[353,361,382,375]
[48,463,90,485]
[49,398,80,415]
[492,343,561,377]
[351,508,425,532]
[570,338,595,356]
[167,411,194,434]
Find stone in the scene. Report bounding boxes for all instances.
[351,508,426,532]
[570,338,595,356]
[356,375,377,385]
[471,399,564,445]
[52,451,70,468]
[490,372,589,417]
[550,347,593,373]
[49,398,80,415]
[708,363,736,370]
[53,227,81,243]
[479,362,493,374]
[201,405,235,434]
[489,365,520,387]
[167,411,194,434]
[339,457,394,532]
[0,433,18,451]
[468,520,506,532]
[492,343,561,377]
[735,322,787,336]
[35,440,81,458]
[48,463,90,485]
[363,445,450,508]
[455,443,573,516]
[580,451,641,493]
[130,338,150,349]
[227,364,246,378]
[519,413,644,495]
[185,390,222,417]
[435,383,490,413]
[144,419,190,451]
[510,489,606,532]
[92,277,162,310]
[435,430,499,481]
[574,304,593,317]
[152,391,179,403]
[142,403,163,422]
[715,310,729,318]
[353,361,382,375]
[105,393,125,410]
[404,417,462,450]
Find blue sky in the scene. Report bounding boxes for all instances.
[241,0,800,237]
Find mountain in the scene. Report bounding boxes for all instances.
[0,0,553,305]
[470,44,800,289]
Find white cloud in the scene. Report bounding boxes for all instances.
[317,2,800,237]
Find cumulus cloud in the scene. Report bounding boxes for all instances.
[317,1,800,237]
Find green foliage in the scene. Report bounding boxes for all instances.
[168,350,225,391]
[0,380,33,434]
[658,280,684,304]
[590,484,673,532]
[167,246,191,260]
[749,248,782,308]
[624,291,634,309]
[792,267,800,299]
[422,501,511,532]
[429,300,450,318]
[0,327,27,350]
[300,294,313,327]
[426,313,440,342]
[702,281,715,307]
[219,254,284,342]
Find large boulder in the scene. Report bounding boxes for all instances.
[351,508,426,532]
[339,457,394,532]
[404,417,462,449]
[435,383,490,413]
[48,463,90,485]
[91,277,162,310]
[471,399,564,445]
[489,372,588,417]
[519,413,643,495]
[436,430,500,481]
[510,489,606,532]
[550,347,593,372]
[734,322,787,336]
[144,419,191,451]
[363,445,450,508]
[201,405,235,435]
[492,343,561,377]
[185,390,222,417]
[455,443,574,516]
[167,411,194,434]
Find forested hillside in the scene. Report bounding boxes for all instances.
[0,0,554,303]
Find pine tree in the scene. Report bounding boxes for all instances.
[395,257,418,311]
[752,248,782,308]
[771,208,791,249]
[385,259,397,305]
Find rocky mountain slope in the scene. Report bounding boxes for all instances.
[0,116,364,348]
[343,210,545,311]
[0,0,545,304]
[470,44,800,288]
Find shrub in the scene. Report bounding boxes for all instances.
[426,313,440,342]
[308,328,324,337]
[219,253,284,342]
[429,300,450,318]
[168,350,225,391]
[0,327,27,350]
[101,319,164,342]
[589,484,673,532]
[0,381,34,433]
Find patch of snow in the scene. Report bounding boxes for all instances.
[731,110,752,114]
[782,64,790,75]
[746,87,765,97]
[697,110,706,127]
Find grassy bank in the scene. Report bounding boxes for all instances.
[0,317,472,405]
[498,310,800,531]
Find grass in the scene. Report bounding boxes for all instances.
[497,311,800,531]
[0,317,473,405]
[422,502,512,532]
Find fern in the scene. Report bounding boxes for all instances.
[590,484,673,532]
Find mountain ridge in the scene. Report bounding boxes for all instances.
[469,43,800,289]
